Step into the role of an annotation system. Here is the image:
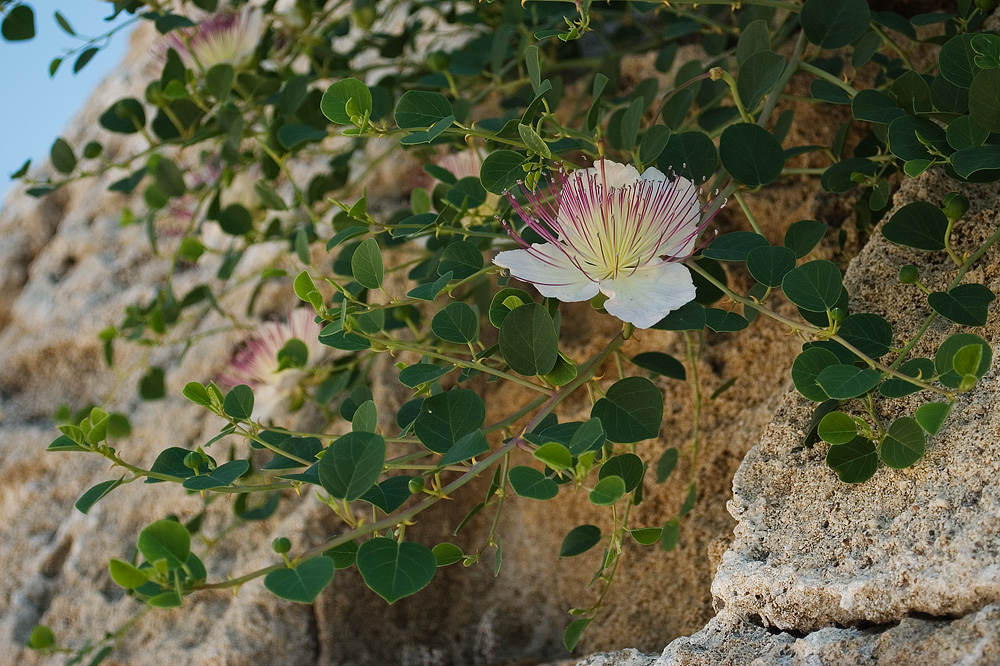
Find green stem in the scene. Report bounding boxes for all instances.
[798,62,858,99]
[732,190,763,235]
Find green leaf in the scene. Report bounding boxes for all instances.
[639,125,671,166]
[351,238,384,290]
[737,19,770,66]
[137,519,191,569]
[704,231,769,262]
[851,89,905,124]
[783,220,827,258]
[852,31,884,68]
[223,385,254,420]
[27,625,55,650]
[746,245,796,287]
[563,618,591,652]
[837,313,893,358]
[560,525,602,557]
[109,558,149,589]
[801,0,871,49]
[630,527,663,545]
[438,241,483,279]
[321,79,373,124]
[660,518,681,551]
[543,352,578,387]
[394,90,453,129]
[438,430,489,466]
[399,363,450,388]
[47,434,87,452]
[915,402,952,436]
[821,157,877,193]
[567,418,606,456]
[951,146,1000,179]
[818,412,857,445]
[927,284,995,326]
[407,271,453,301]
[946,115,989,152]
[656,447,679,483]
[414,389,485,454]
[589,475,626,505]
[631,352,686,380]
[204,63,234,99]
[50,138,76,174]
[791,347,840,402]
[351,400,377,433]
[887,115,950,162]
[75,478,122,514]
[431,302,479,344]
[73,47,98,73]
[969,70,1000,133]
[508,466,558,500]
[599,454,644,492]
[480,150,526,195]
[518,123,552,158]
[534,442,572,470]
[879,416,925,469]
[318,432,385,501]
[810,79,851,105]
[358,476,412,513]
[590,377,663,443]
[499,303,559,376]
[100,98,146,134]
[2,4,35,41]
[825,436,878,484]
[719,123,784,188]
[277,124,327,150]
[890,70,932,114]
[264,557,335,603]
[940,34,980,89]
[738,50,785,111]
[218,204,252,236]
[657,131,717,183]
[704,309,749,332]
[880,357,934,398]
[180,459,248,490]
[881,202,948,251]
[488,287,532,328]
[781,260,843,312]
[652,301,706,331]
[816,365,881,399]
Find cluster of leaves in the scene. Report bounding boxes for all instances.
[15,0,1000,662]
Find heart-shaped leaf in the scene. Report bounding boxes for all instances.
[356,537,437,604]
[927,284,995,326]
[264,557,335,603]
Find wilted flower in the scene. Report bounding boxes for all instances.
[493,160,715,329]
[165,7,263,70]
[218,309,327,421]
[437,149,500,213]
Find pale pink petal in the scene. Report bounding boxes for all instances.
[599,261,695,329]
[493,244,599,302]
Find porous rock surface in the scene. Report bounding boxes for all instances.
[573,164,1000,666]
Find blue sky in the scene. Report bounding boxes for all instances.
[1,1,135,205]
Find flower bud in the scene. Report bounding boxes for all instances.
[829,307,847,322]
[183,452,203,469]
[427,51,451,72]
[898,264,919,284]
[941,192,970,220]
[975,0,998,11]
[271,537,292,554]
[408,477,426,494]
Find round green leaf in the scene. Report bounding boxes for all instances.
[27,625,55,650]
[825,436,878,484]
[534,441,573,470]
[703,231,769,262]
[656,447,679,483]
[746,245,796,287]
[321,78,373,124]
[851,89,905,124]
[631,352,686,380]
[704,309,749,332]
[499,303,558,376]
[630,527,663,545]
[791,347,840,402]
[639,124,671,165]
[598,453,644,492]
[781,260,843,312]
[317,432,386,501]
[820,157,877,193]
[880,357,934,398]
[50,138,76,174]
[589,475,626,506]
[935,333,992,389]
[431,302,479,344]
[590,377,663,443]
[801,0,871,49]
[837,313,893,358]
[881,202,948,251]
[137,519,191,570]
[445,177,488,209]
[394,90,453,129]
[887,115,950,162]
[719,123,784,188]
[223,384,254,420]
[438,241,483,279]
[915,401,952,436]
[818,411,858,445]
[563,618,592,652]
[264,557,335,603]
[657,131,718,183]
[508,465,559,500]
[927,284,995,326]
[488,287,532,328]
[878,417,925,469]
[783,220,828,259]
[939,34,980,89]
[816,365,881,399]
[652,300,706,331]
[99,98,147,134]
[109,558,149,589]
[414,388,486,454]
[398,363,450,388]
[351,238,384,290]
[560,525,602,557]
[737,50,786,111]
[432,543,465,567]
[480,150,526,195]
[951,146,1000,180]
[218,204,252,235]
[2,5,36,41]
[946,115,989,152]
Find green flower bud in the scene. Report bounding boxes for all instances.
[408,477,426,494]
[975,0,998,11]
[941,192,970,220]
[829,307,847,322]
[898,265,919,284]
[271,537,292,554]
[183,452,203,469]
[427,51,451,72]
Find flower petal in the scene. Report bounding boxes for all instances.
[493,244,599,302]
[574,161,642,189]
[599,261,696,329]
[653,176,702,259]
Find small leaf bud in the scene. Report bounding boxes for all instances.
[427,51,451,72]
[408,477,426,494]
[975,0,998,11]
[708,66,723,81]
[898,264,919,284]
[271,537,292,554]
[183,452,203,469]
[941,192,970,220]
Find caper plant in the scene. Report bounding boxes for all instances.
[7,0,1000,661]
